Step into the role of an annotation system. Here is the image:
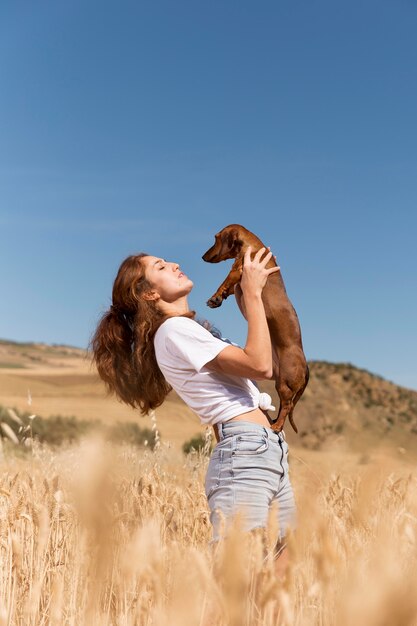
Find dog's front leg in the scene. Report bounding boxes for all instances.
[206,258,243,308]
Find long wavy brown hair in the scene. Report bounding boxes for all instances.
[89,253,194,415]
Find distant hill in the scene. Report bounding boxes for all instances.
[259,360,417,452]
[0,338,85,368]
[1,338,416,454]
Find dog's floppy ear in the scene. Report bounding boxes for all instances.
[226,229,237,249]
[233,238,243,254]
[226,229,243,255]
[226,229,243,254]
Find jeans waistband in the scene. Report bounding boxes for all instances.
[217,420,285,442]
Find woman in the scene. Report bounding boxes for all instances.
[91,246,296,573]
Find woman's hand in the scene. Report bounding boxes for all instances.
[240,246,280,299]
[209,245,279,380]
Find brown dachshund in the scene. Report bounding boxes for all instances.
[202,224,309,433]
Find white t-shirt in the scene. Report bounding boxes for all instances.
[153,316,264,425]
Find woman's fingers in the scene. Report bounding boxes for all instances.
[253,246,266,261]
[241,244,280,296]
[253,247,273,268]
[244,245,252,263]
[255,246,274,264]
[244,245,277,269]
[260,249,273,266]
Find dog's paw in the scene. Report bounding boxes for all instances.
[207,295,223,308]
[271,420,284,433]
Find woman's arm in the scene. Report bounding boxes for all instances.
[206,247,280,380]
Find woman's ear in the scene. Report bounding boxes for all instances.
[142,290,160,302]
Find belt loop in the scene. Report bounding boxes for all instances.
[213,423,221,443]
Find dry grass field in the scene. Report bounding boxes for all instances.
[1,437,416,625]
[1,340,417,624]
[0,341,206,449]
[2,339,417,455]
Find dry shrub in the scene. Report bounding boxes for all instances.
[0,438,416,625]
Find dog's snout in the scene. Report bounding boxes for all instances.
[202,246,217,263]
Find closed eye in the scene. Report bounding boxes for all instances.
[155,259,166,270]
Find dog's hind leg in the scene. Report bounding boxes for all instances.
[273,400,296,433]
[272,377,297,433]
[272,369,307,433]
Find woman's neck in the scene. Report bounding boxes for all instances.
[158,296,190,317]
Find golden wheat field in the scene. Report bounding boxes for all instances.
[1,342,417,625]
[1,432,417,626]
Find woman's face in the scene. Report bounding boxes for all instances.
[142,255,194,303]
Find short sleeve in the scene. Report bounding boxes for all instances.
[164,318,230,372]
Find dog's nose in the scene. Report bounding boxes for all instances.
[202,249,215,262]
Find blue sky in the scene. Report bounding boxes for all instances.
[1,0,416,390]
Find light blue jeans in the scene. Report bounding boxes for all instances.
[205,421,296,542]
